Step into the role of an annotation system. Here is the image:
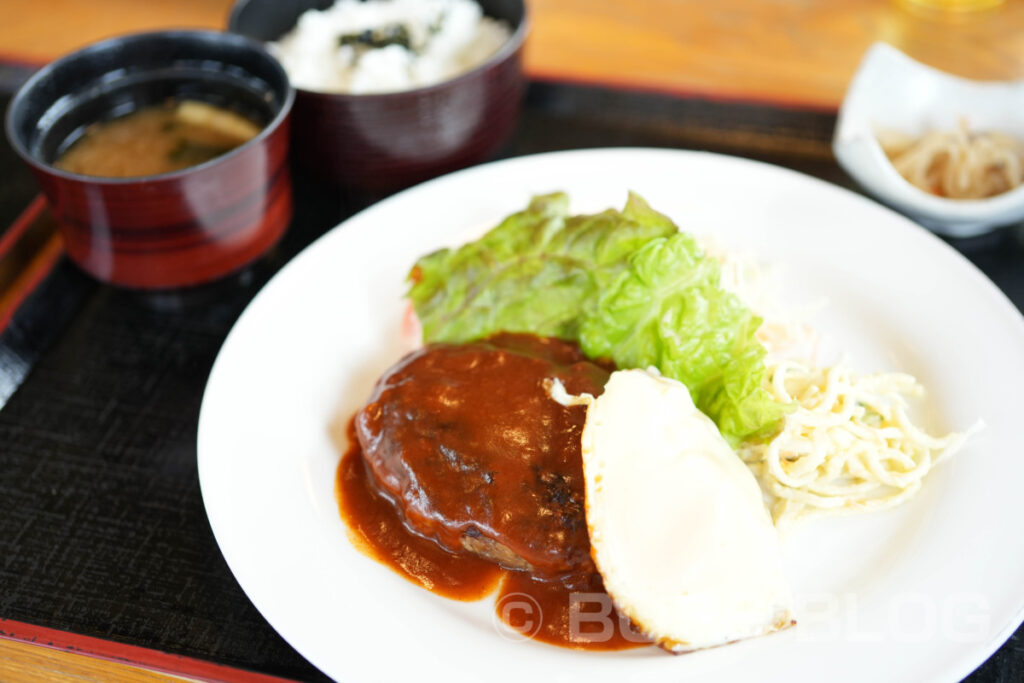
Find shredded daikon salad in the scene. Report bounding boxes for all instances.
[711,243,981,527]
[878,120,1024,199]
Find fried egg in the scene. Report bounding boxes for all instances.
[570,369,795,652]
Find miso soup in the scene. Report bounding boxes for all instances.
[55,100,263,178]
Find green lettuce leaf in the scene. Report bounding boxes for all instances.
[407,192,677,342]
[578,233,789,445]
[407,193,789,444]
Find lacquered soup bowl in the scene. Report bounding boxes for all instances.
[6,30,295,289]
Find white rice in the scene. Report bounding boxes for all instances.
[268,0,512,95]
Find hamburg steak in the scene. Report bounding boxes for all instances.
[355,333,610,580]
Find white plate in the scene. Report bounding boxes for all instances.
[198,148,1024,683]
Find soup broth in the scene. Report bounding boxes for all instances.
[55,100,262,178]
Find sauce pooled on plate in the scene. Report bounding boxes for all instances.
[336,333,649,650]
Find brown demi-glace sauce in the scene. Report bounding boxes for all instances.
[337,420,648,650]
[337,417,503,599]
[335,335,650,651]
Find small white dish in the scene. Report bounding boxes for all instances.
[833,42,1024,238]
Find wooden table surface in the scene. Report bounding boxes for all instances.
[0,637,191,683]
[2,0,1023,109]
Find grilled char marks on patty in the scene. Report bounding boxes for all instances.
[355,333,610,580]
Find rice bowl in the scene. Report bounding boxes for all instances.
[268,0,512,94]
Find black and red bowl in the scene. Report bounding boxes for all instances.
[228,0,527,192]
[5,30,294,289]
